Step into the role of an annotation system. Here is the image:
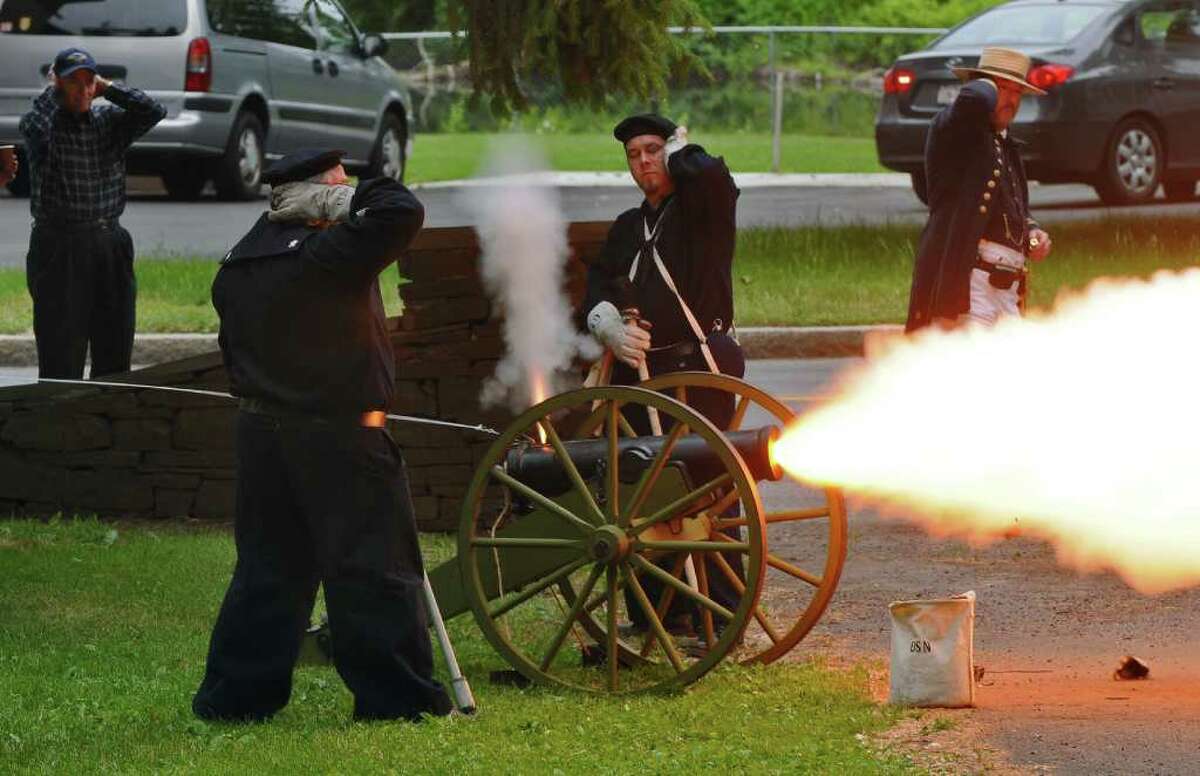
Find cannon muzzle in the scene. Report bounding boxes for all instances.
[504,425,781,496]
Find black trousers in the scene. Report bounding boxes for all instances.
[26,222,136,379]
[192,411,452,722]
[612,336,748,631]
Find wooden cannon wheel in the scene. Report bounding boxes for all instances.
[632,372,848,665]
[458,386,768,693]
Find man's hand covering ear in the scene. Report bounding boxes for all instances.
[268,182,355,223]
[665,125,689,159]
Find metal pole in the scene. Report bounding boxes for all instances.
[423,570,477,714]
[771,71,784,174]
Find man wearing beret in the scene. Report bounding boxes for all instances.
[18,47,166,377]
[579,113,744,637]
[906,47,1054,331]
[193,150,452,723]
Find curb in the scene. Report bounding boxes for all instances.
[0,334,218,368]
[0,327,899,368]
[411,172,912,190]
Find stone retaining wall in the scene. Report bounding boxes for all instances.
[0,223,609,530]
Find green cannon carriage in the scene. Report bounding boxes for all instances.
[310,374,847,696]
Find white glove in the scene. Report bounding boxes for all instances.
[268,182,354,223]
[587,301,650,369]
[665,125,689,159]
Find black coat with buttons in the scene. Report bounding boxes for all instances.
[211,178,422,413]
[905,80,1033,331]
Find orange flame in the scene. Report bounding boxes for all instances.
[530,371,549,443]
[773,270,1200,595]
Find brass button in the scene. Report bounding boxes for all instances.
[983,192,992,201]
[979,205,988,214]
[994,169,1001,177]
[988,180,997,189]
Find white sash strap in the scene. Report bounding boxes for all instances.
[630,213,720,374]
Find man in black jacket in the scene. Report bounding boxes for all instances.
[580,114,744,635]
[906,47,1054,332]
[193,150,452,723]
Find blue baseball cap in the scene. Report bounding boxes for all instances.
[53,47,97,78]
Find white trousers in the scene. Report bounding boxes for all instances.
[963,267,1020,326]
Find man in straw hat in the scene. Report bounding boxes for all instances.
[905,46,1054,331]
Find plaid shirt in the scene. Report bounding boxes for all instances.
[19,84,166,223]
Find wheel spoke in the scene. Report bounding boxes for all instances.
[638,538,750,553]
[702,488,741,521]
[539,564,605,671]
[618,413,638,438]
[729,395,751,431]
[585,574,627,613]
[710,550,781,644]
[489,466,596,535]
[488,556,591,618]
[625,564,686,673]
[606,401,620,523]
[573,402,608,439]
[471,536,583,549]
[767,553,823,588]
[622,422,688,526]
[540,418,607,525]
[711,506,830,531]
[606,565,620,691]
[639,554,687,658]
[693,553,717,650]
[630,473,733,537]
[629,554,734,621]
[674,385,688,405]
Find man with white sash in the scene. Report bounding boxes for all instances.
[579,113,743,636]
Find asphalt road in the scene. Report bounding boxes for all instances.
[4,176,1200,266]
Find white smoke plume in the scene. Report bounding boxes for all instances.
[773,269,1200,594]
[461,139,602,411]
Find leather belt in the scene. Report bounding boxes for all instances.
[33,216,120,233]
[239,398,387,428]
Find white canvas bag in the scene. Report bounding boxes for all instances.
[888,590,976,707]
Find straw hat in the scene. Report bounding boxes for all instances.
[951,46,1046,96]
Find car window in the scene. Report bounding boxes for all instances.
[0,0,186,36]
[934,4,1109,47]
[310,0,359,55]
[207,0,316,48]
[1140,1,1200,47]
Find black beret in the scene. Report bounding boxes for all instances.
[613,114,677,144]
[262,149,346,186]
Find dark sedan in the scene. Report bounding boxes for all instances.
[876,0,1200,205]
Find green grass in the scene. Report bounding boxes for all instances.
[0,263,408,335]
[406,132,885,183]
[734,216,1200,325]
[1,217,1195,333]
[0,518,908,774]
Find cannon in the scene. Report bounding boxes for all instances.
[306,375,847,696]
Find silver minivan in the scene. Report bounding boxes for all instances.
[0,0,413,199]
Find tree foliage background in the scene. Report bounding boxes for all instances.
[339,0,1002,109]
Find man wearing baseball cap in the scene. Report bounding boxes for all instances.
[905,46,1055,331]
[194,150,452,723]
[18,47,166,378]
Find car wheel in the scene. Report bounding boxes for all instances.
[5,147,30,197]
[367,114,406,182]
[1163,179,1197,202]
[910,170,929,206]
[161,163,208,201]
[215,112,265,201]
[1095,119,1163,206]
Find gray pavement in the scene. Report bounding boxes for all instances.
[5,175,1200,265]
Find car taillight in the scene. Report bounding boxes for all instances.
[883,67,916,95]
[185,37,212,92]
[1028,64,1074,90]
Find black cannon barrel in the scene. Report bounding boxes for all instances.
[504,425,781,497]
